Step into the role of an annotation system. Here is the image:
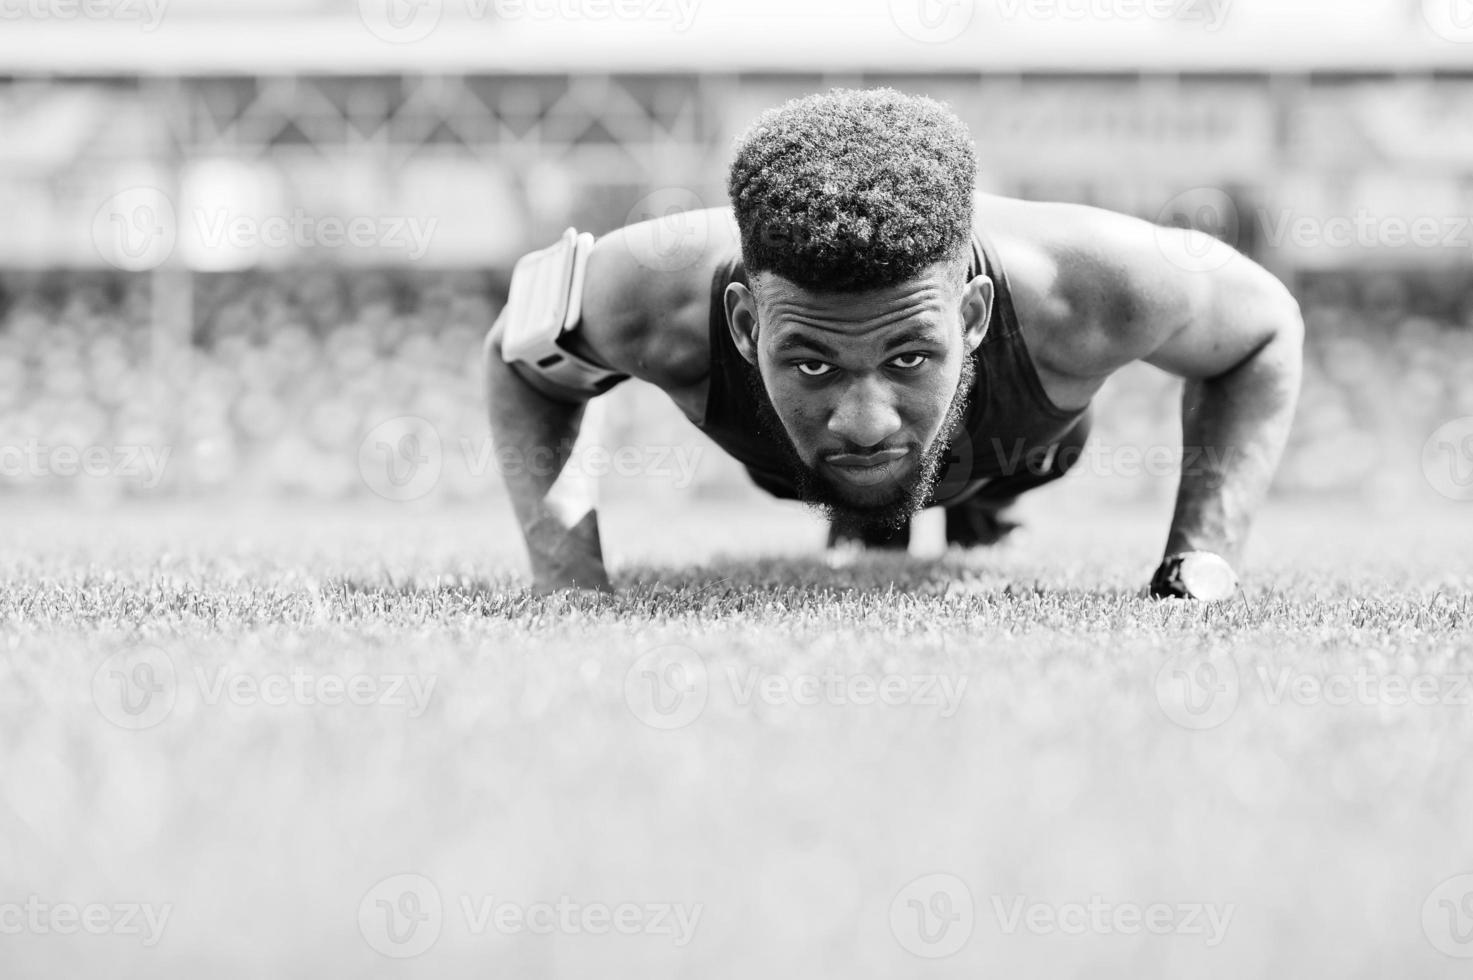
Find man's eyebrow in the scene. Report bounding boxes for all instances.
[773,333,841,357]
[883,327,945,350]
[773,326,946,358]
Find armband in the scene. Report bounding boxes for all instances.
[499,227,627,398]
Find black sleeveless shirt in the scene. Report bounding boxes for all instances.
[694,230,1091,504]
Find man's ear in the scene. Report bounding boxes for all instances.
[961,274,994,354]
[724,281,760,366]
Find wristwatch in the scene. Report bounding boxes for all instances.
[1151,551,1238,601]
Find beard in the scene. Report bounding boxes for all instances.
[742,351,977,537]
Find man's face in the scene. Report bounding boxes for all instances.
[727,260,992,533]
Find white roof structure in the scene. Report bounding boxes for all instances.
[0,0,1466,75]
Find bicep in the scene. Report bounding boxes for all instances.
[568,231,650,377]
[484,232,650,406]
[576,219,726,389]
[577,210,732,373]
[492,208,730,395]
[1134,227,1300,381]
[1022,207,1294,383]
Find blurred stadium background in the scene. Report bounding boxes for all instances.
[4,0,1472,510]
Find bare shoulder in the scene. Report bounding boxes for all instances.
[573,206,740,392]
[975,193,1289,379]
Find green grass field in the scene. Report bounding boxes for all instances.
[2,490,1471,979]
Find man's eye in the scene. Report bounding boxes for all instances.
[796,361,833,377]
[890,353,928,370]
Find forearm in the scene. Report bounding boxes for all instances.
[1165,317,1303,565]
[485,341,611,591]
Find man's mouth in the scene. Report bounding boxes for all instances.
[822,448,912,487]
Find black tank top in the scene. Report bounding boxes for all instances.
[695,230,1090,501]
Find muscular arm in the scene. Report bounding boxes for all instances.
[1160,311,1302,567]
[483,211,727,592]
[1027,205,1304,589]
[1144,230,1304,571]
[484,318,611,593]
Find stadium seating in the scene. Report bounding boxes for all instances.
[5,268,1469,504]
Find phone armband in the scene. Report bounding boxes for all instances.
[499,227,626,398]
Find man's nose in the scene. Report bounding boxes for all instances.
[827,377,903,449]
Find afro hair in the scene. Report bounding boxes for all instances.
[727,88,977,293]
